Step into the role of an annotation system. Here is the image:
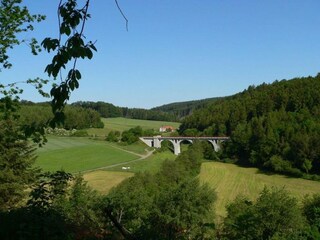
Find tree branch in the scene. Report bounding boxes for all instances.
[105,207,137,240]
[115,0,128,31]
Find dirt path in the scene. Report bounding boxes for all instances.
[81,147,154,173]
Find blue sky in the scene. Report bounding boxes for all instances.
[3,0,320,108]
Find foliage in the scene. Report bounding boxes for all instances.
[152,97,222,119]
[0,0,45,70]
[54,175,106,236]
[221,187,306,240]
[148,179,216,240]
[28,170,73,210]
[0,172,107,240]
[0,98,40,210]
[73,100,177,121]
[104,145,216,239]
[70,129,88,137]
[1,0,96,114]
[18,102,104,130]
[121,127,141,144]
[120,126,155,144]
[42,0,96,119]
[180,75,320,176]
[303,194,320,234]
[106,130,120,142]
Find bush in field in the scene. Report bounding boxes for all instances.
[121,126,143,144]
[71,130,89,137]
[106,131,121,142]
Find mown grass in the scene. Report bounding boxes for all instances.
[83,171,134,194]
[199,161,320,217]
[87,117,180,136]
[106,141,152,155]
[36,136,139,173]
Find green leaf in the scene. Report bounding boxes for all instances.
[89,44,97,52]
[86,48,93,59]
[75,70,81,80]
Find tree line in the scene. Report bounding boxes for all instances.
[152,97,222,119]
[106,126,159,144]
[19,101,104,130]
[180,75,320,178]
[72,101,177,122]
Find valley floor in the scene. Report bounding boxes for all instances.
[35,135,320,219]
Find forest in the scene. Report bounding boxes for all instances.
[151,97,221,119]
[180,75,320,178]
[72,101,177,122]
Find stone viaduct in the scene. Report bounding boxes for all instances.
[139,136,230,155]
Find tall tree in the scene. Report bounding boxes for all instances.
[0,98,39,210]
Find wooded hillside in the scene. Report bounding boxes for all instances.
[180,74,320,177]
[152,97,222,119]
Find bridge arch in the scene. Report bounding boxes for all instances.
[158,139,175,153]
[139,136,229,155]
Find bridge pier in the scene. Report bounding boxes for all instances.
[208,140,221,152]
[154,136,162,148]
[170,139,181,155]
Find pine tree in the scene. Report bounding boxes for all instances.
[0,98,38,210]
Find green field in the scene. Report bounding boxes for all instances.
[199,161,320,217]
[35,116,179,174]
[36,137,140,173]
[107,150,176,173]
[87,117,180,136]
[106,141,152,155]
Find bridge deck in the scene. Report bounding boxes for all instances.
[141,136,230,140]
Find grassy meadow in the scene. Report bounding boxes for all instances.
[200,161,320,217]
[107,150,176,173]
[83,171,134,194]
[36,136,140,173]
[86,117,181,136]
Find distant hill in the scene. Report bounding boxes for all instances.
[72,101,177,122]
[152,97,223,119]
